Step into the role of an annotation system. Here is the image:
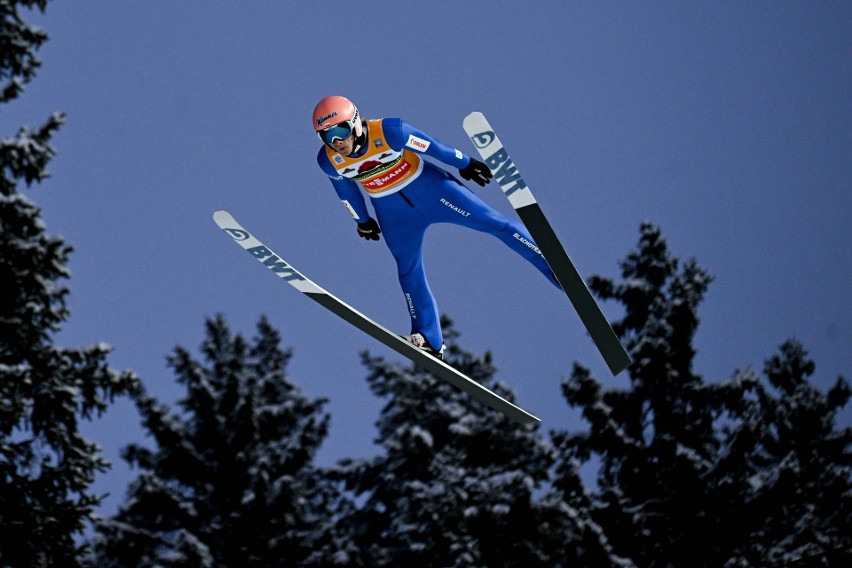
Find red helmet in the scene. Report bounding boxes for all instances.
[313,95,363,145]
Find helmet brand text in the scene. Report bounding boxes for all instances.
[316,111,338,127]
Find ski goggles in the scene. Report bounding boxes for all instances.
[317,118,356,145]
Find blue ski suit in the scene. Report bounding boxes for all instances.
[317,117,559,349]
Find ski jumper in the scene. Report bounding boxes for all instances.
[317,118,559,349]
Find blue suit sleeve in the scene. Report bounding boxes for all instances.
[317,148,371,223]
[381,118,470,170]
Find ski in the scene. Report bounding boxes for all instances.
[462,112,632,376]
[213,210,540,425]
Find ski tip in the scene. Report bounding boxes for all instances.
[213,209,231,222]
[463,111,487,126]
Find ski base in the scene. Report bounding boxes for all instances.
[213,210,540,425]
[463,112,632,376]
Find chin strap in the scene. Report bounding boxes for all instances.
[351,121,368,155]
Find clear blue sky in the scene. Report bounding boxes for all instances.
[11,2,851,515]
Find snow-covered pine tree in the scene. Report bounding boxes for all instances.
[329,316,630,567]
[1,1,139,565]
[720,341,851,566]
[553,222,851,567]
[89,316,344,568]
[552,222,718,566]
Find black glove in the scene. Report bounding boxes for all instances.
[459,157,493,187]
[356,218,381,241]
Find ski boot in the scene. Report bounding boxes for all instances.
[405,332,446,360]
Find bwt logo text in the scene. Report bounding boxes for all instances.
[484,149,527,197]
[248,246,306,282]
[469,130,527,196]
